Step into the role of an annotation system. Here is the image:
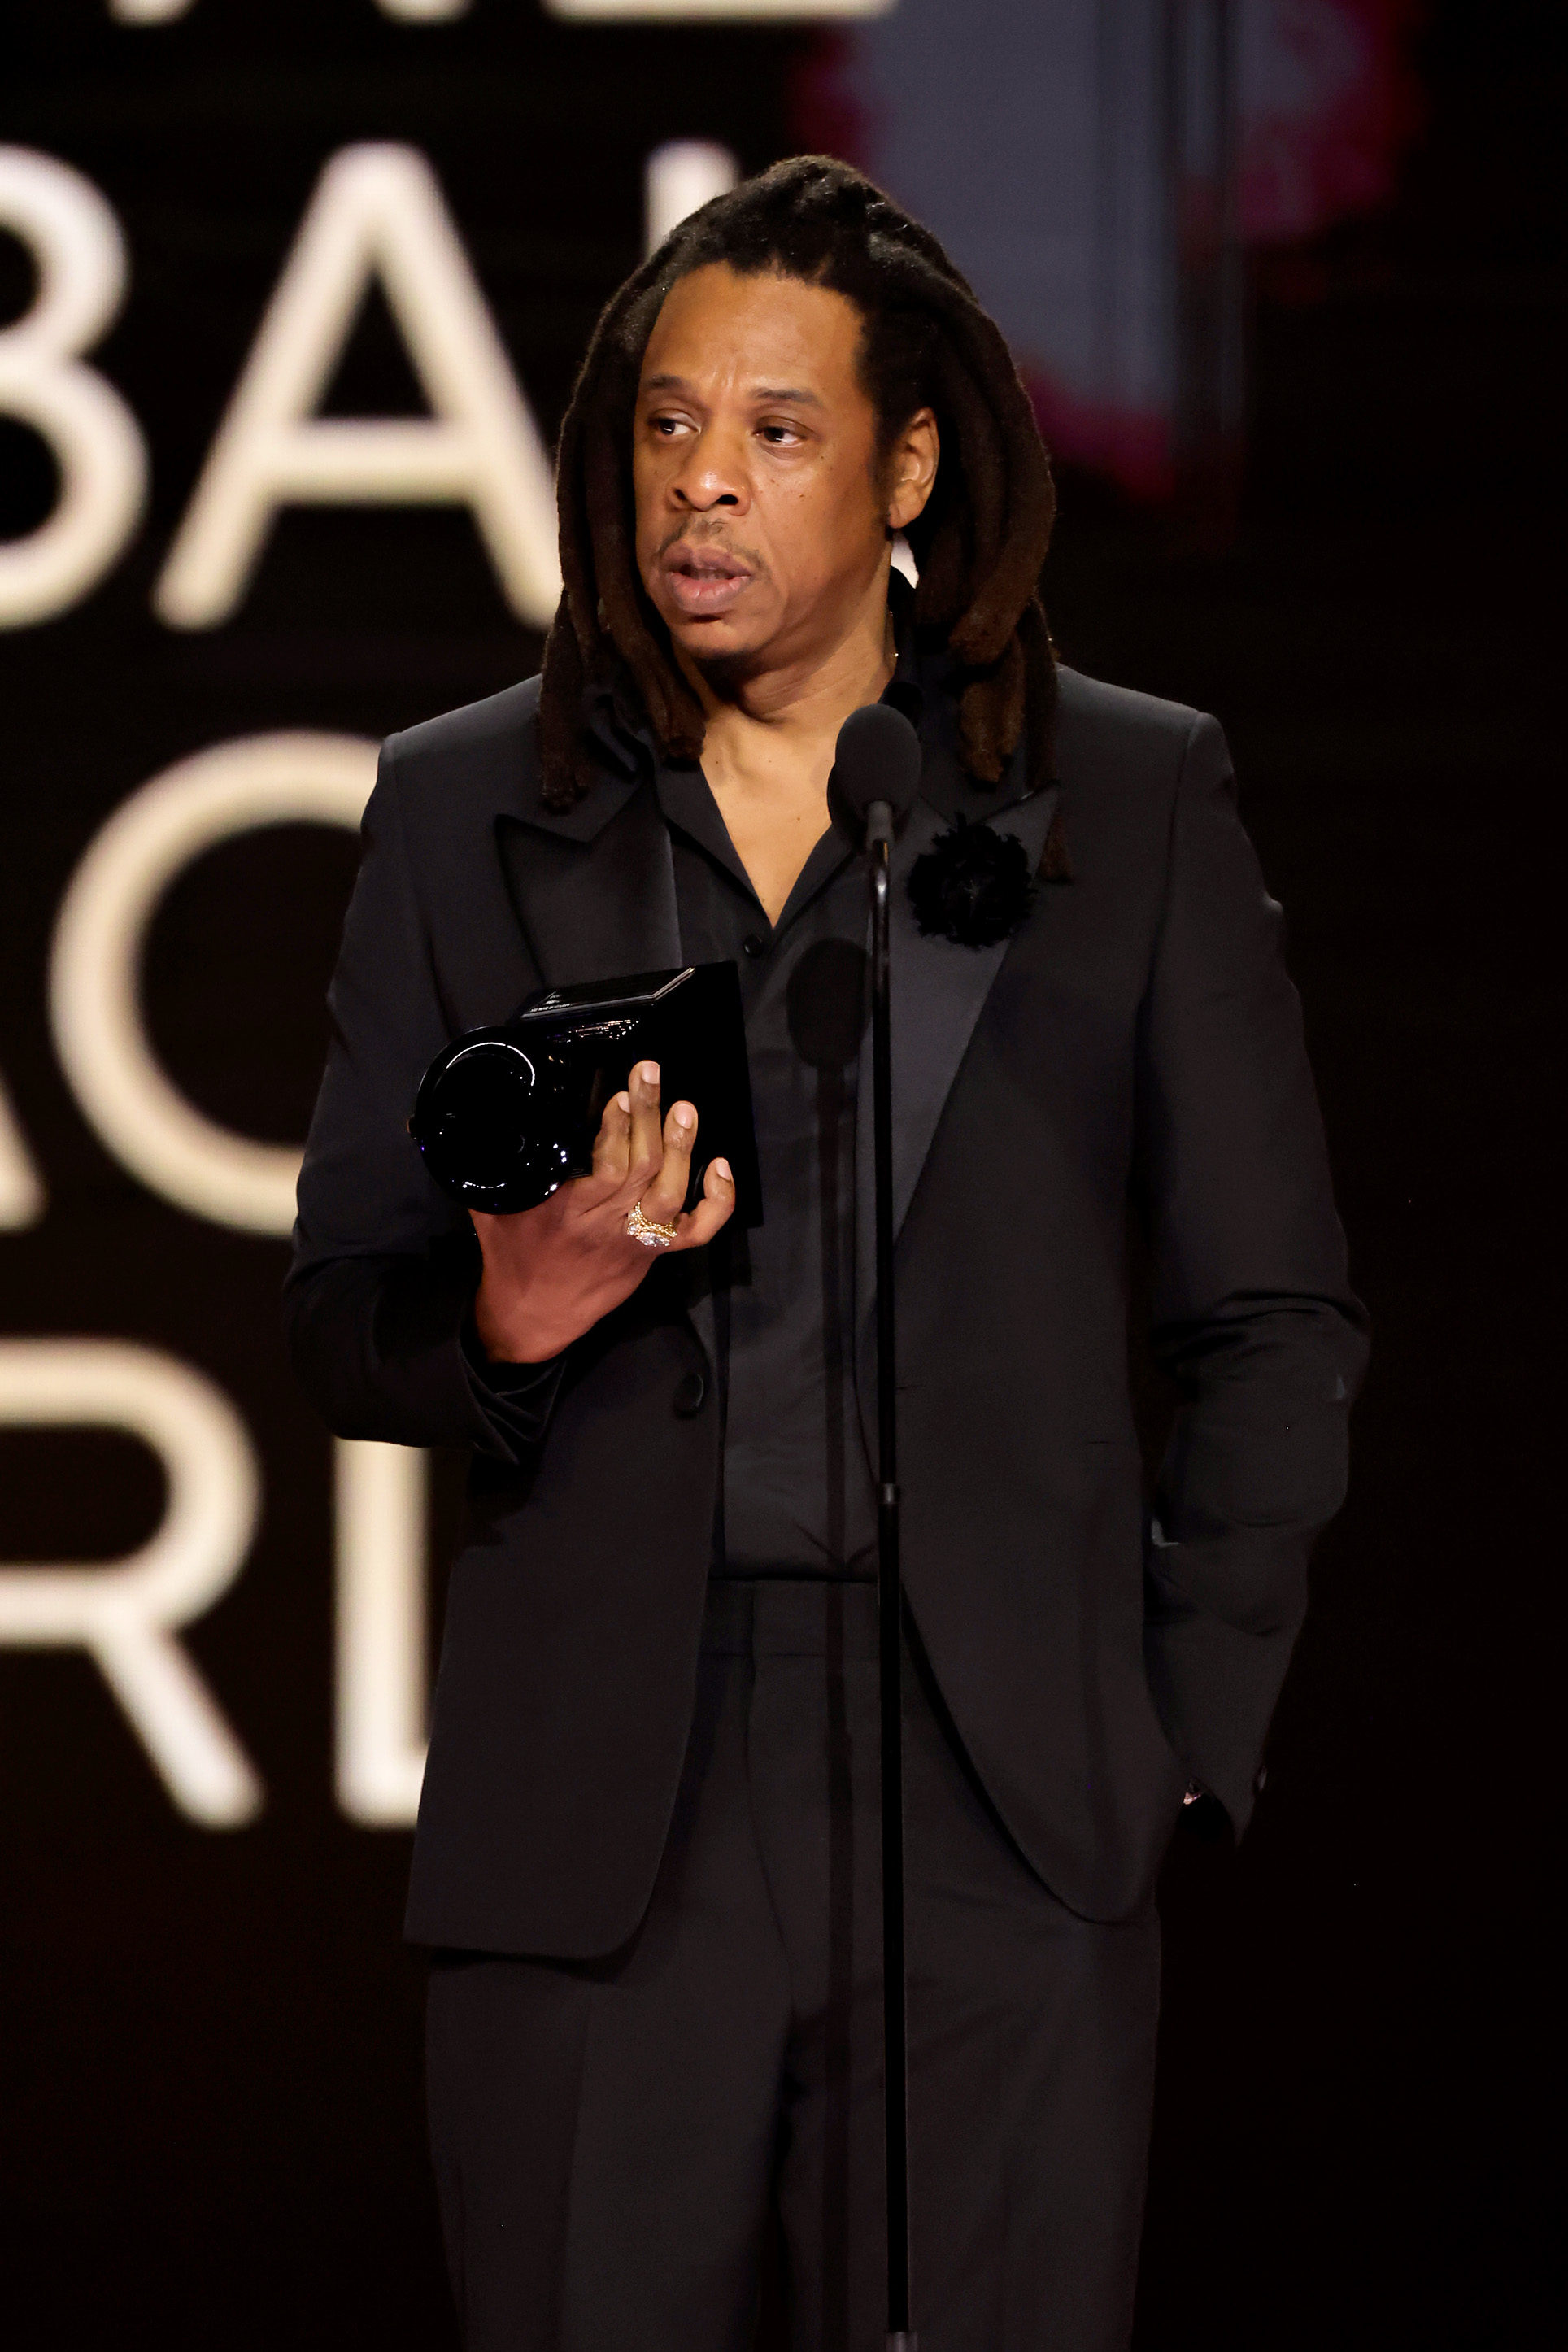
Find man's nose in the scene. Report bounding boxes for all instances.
[670,425,747,512]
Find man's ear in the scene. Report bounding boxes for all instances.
[886,407,940,533]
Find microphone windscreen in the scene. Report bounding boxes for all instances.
[832,703,922,825]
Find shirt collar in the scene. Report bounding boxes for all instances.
[654,754,860,931]
[883,565,926,730]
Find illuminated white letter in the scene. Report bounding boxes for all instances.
[155,143,560,629]
[0,1076,46,1229]
[645,141,739,255]
[548,1,895,18]
[50,731,378,1235]
[112,1,473,15]
[0,149,148,628]
[335,1440,429,1825]
[0,1341,262,1825]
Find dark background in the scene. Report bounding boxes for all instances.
[0,3,1560,2345]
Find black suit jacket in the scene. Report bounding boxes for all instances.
[286,664,1367,1955]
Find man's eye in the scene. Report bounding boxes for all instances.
[650,415,688,437]
[759,425,801,446]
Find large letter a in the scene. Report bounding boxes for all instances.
[155,144,561,629]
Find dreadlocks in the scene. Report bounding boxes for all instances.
[538,155,1059,812]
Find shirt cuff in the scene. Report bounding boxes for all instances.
[458,1311,566,1450]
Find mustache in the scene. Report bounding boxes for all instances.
[656,522,768,575]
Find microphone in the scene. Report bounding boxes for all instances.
[835,694,923,2352]
[831,703,922,847]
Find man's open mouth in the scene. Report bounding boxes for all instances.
[661,546,755,617]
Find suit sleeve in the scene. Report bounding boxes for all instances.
[1137,712,1370,1829]
[283,737,561,1458]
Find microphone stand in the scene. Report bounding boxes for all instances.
[866,792,915,2352]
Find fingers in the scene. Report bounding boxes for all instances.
[673,1154,736,1250]
[636,1094,699,1226]
[584,1064,673,1212]
[590,1088,633,1185]
[625,1061,664,1186]
[571,1069,736,1261]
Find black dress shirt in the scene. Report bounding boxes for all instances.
[463,738,889,1576]
[654,761,878,1579]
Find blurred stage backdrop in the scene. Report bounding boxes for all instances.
[1,4,1558,2347]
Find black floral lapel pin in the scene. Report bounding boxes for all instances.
[908,814,1038,948]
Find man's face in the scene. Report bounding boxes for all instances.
[633,264,904,677]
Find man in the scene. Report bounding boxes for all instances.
[287,159,1367,2352]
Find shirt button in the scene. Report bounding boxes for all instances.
[741,933,767,959]
[673,1371,707,1418]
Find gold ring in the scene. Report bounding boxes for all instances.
[625,1200,679,1249]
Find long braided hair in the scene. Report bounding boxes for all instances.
[539,155,1059,812]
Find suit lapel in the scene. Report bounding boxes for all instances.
[853,781,1061,1407]
[496,775,682,996]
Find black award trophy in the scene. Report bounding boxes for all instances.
[408,961,763,1225]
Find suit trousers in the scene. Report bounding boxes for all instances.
[425,1579,1162,2352]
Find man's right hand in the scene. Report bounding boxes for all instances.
[469,1060,735,1365]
